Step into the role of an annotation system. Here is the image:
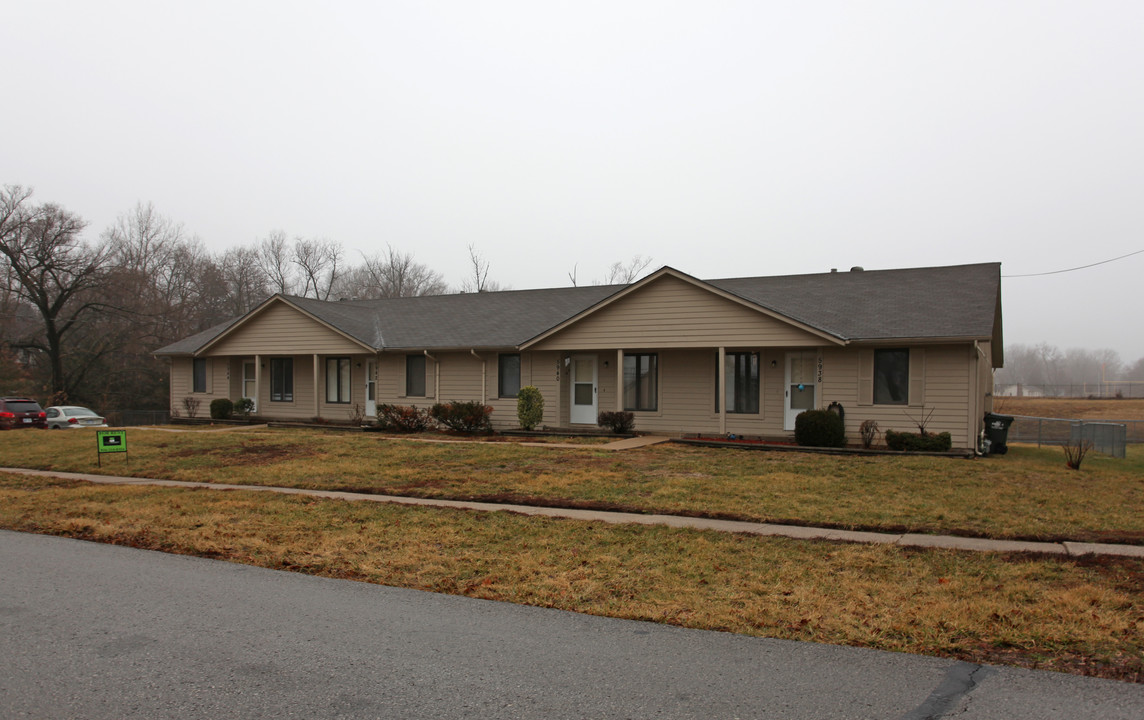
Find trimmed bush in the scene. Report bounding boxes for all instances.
[597,411,635,434]
[885,429,953,452]
[794,409,846,448]
[209,398,233,420]
[516,386,544,431]
[431,401,493,433]
[233,397,255,419]
[375,404,433,432]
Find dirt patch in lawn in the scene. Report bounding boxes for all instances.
[167,441,296,466]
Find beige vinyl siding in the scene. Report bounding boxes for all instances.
[316,358,369,422]
[367,350,558,430]
[530,275,829,350]
[822,345,975,448]
[207,301,367,356]
[618,349,789,436]
[170,357,230,416]
[256,355,315,420]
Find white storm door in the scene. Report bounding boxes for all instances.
[784,351,817,430]
[242,361,257,413]
[365,360,377,417]
[569,355,598,424]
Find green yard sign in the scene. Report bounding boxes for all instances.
[96,430,128,466]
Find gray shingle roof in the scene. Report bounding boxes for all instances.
[154,262,1000,355]
[709,262,1000,341]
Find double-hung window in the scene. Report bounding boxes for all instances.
[326,357,351,404]
[873,349,909,405]
[623,353,658,412]
[498,354,521,398]
[718,352,760,414]
[406,355,426,397]
[270,357,294,402]
[192,358,207,393]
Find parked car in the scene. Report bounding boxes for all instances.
[45,406,108,429]
[0,397,47,429]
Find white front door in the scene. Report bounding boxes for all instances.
[365,360,377,417]
[784,351,818,430]
[569,355,597,425]
[242,361,257,413]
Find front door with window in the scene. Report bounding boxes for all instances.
[365,360,377,417]
[242,361,257,413]
[569,355,597,424]
[784,351,817,430]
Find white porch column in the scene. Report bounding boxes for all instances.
[254,355,261,415]
[718,346,726,436]
[313,354,320,418]
[616,349,623,411]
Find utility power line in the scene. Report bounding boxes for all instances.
[1003,248,1144,278]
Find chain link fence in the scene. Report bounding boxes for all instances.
[108,410,171,427]
[995,382,1144,398]
[1008,415,1139,453]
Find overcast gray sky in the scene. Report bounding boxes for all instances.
[3,1,1142,362]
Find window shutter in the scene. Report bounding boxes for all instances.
[908,348,926,407]
[858,349,874,406]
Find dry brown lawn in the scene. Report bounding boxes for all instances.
[2,427,1142,544]
[1,472,1140,683]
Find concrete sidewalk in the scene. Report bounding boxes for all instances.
[4,467,1142,559]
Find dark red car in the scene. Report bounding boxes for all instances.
[0,397,47,429]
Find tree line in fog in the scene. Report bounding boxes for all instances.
[0,185,649,414]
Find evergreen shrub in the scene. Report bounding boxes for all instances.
[597,411,635,434]
[431,401,493,433]
[793,409,846,447]
[885,430,952,452]
[516,386,545,430]
[209,398,234,420]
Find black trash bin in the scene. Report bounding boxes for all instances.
[983,413,1014,455]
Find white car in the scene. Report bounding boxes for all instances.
[45,406,108,429]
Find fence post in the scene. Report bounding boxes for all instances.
[1037,418,1042,448]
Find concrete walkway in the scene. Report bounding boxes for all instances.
[4,467,1142,559]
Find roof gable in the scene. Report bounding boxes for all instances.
[199,296,375,356]
[524,268,840,350]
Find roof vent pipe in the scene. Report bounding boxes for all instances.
[830,268,838,273]
[850,266,864,272]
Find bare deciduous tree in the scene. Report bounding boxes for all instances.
[293,237,343,300]
[220,245,269,315]
[568,255,654,286]
[259,230,295,295]
[0,185,110,396]
[355,245,447,298]
[602,255,653,285]
[460,244,506,293]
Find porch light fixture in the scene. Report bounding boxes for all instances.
[771,359,777,368]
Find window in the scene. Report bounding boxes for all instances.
[270,357,294,402]
[406,354,426,397]
[498,354,521,398]
[873,349,909,405]
[192,358,207,393]
[623,353,658,412]
[326,357,351,403]
[717,352,760,414]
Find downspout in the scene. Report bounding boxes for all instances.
[973,341,989,454]
[718,346,726,436]
[470,350,486,402]
[424,350,438,400]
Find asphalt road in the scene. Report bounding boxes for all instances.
[1,530,1140,719]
